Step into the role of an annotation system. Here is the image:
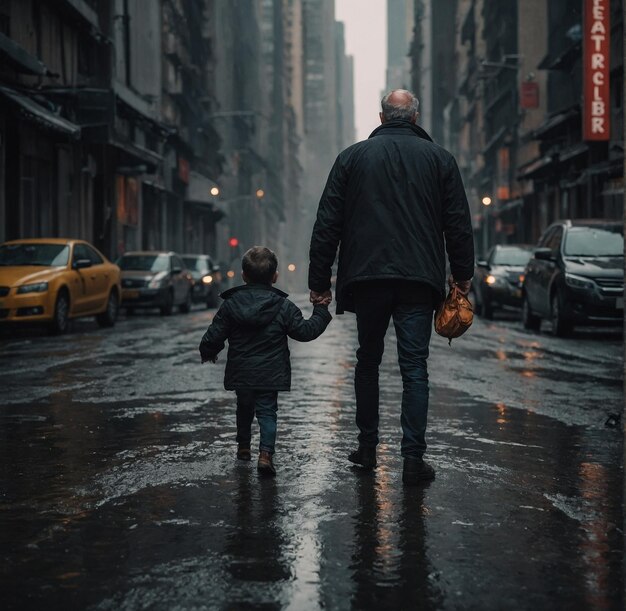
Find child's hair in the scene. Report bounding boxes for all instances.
[242,246,278,284]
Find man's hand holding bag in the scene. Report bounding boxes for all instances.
[434,283,474,345]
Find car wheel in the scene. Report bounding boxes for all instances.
[50,290,70,335]
[179,288,192,313]
[160,290,174,316]
[551,290,573,337]
[97,290,119,328]
[522,294,541,331]
[470,286,482,316]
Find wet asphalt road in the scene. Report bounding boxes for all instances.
[1,297,623,610]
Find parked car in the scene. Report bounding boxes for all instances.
[522,219,624,336]
[0,238,121,333]
[117,251,194,315]
[473,245,534,319]
[181,254,222,308]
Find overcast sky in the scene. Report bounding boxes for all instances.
[335,0,386,142]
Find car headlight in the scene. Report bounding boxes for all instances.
[485,275,497,285]
[565,273,595,290]
[17,282,49,294]
[202,275,213,284]
[148,271,168,288]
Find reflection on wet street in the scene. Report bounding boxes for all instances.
[1,298,623,609]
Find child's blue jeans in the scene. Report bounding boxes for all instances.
[236,390,278,454]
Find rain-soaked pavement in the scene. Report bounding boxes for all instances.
[1,296,623,610]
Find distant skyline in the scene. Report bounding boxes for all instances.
[335,0,387,142]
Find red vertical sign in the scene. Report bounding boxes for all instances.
[520,82,539,109]
[583,0,610,141]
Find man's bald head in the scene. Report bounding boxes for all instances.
[380,89,420,124]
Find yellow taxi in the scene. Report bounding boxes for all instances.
[0,238,121,333]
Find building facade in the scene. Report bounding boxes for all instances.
[386,0,414,91]
[407,0,624,256]
[0,0,355,285]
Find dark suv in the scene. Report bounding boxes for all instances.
[473,245,534,319]
[182,254,222,308]
[522,220,623,336]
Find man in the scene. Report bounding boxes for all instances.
[308,89,474,484]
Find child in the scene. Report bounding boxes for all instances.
[199,246,332,476]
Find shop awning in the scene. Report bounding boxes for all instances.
[532,108,579,139]
[113,82,172,137]
[0,32,51,75]
[58,0,100,30]
[517,153,557,180]
[538,41,581,71]
[0,86,80,138]
[559,142,589,163]
[110,138,163,170]
[185,200,225,222]
[499,198,523,213]
[482,126,507,156]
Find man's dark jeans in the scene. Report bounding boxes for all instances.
[236,390,279,454]
[352,281,434,459]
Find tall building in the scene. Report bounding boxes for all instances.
[209,0,269,269]
[439,0,624,254]
[410,0,458,143]
[335,21,355,151]
[300,0,347,265]
[0,0,108,245]
[386,0,414,91]
[159,0,223,257]
[0,0,355,278]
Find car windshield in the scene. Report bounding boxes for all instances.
[0,243,69,267]
[564,227,624,257]
[492,248,533,266]
[118,254,169,272]
[182,257,208,272]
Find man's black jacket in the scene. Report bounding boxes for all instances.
[308,120,475,313]
[199,284,332,391]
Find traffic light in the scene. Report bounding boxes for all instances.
[229,237,239,248]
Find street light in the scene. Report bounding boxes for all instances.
[287,264,296,272]
[481,196,492,256]
[210,186,220,196]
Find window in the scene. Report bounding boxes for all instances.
[73,244,90,263]
[492,247,533,266]
[546,228,563,251]
[564,227,624,257]
[0,243,69,267]
[84,244,104,265]
[117,254,169,272]
[183,256,209,273]
[537,228,554,248]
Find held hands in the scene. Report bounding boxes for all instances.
[448,275,472,296]
[310,290,332,307]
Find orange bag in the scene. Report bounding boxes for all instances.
[434,286,474,345]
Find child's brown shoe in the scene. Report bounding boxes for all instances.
[257,450,276,476]
[236,445,251,461]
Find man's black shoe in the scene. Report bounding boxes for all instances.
[402,457,435,485]
[348,446,377,469]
